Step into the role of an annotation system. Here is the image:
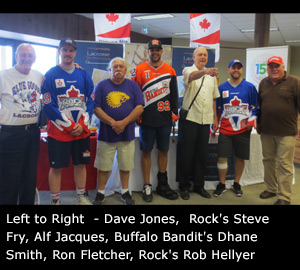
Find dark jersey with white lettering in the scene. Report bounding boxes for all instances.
[132,61,178,127]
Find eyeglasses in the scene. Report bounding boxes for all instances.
[267,64,282,69]
[17,53,35,59]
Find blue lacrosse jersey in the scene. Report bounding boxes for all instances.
[217,80,258,136]
[42,65,94,141]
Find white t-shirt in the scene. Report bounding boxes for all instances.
[182,64,220,125]
[0,67,43,125]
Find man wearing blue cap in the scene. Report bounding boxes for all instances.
[213,59,258,197]
[42,37,94,205]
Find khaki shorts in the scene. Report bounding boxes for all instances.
[94,140,135,171]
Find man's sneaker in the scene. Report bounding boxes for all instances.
[143,184,153,202]
[121,191,135,205]
[77,195,92,205]
[51,199,60,205]
[213,182,226,197]
[233,182,243,197]
[93,192,105,205]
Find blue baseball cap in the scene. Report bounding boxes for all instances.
[228,59,243,68]
[59,37,77,50]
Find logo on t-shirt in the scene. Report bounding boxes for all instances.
[106,91,130,108]
[222,90,229,98]
[55,79,66,88]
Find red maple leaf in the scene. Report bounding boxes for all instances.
[106,13,119,25]
[230,96,248,110]
[67,87,80,98]
[231,96,241,107]
[199,18,211,31]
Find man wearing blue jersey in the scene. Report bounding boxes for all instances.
[42,38,94,205]
[213,59,258,197]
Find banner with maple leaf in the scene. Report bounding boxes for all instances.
[190,13,221,62]
[93,13,131,43]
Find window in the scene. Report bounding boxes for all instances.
[31,44,58,75]
[0,45,13,71]
[0,43,58,74]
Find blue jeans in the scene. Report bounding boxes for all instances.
[0,124,40,204]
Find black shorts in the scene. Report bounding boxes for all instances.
[217,131,251,160]
[139,124,172,152]
[48,136,91,169]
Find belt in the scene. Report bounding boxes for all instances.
[0,124,37,131]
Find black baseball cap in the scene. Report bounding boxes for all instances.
[148,39,162,50]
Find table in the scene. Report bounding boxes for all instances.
[105,130,264,195]
[36,134,98,191]
[36,130,264,195]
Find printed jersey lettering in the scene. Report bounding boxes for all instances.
[57,86,85,111]
[157,101,170,112]
[143,74,171,108]
[223,96,249,118]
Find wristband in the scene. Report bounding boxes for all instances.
[172,114,179,122]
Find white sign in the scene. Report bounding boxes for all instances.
[246,46,290,89]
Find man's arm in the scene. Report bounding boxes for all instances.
[112,105,144,135]
[188,68,219,83]
[94,106,117,127]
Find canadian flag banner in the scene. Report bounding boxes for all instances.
[190,13,221,62]
[93,13,131,43]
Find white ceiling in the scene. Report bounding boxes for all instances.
[78,13,300,46]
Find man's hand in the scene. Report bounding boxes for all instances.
[247,124,253,132]
[205,68,219,77]
[111,120,126,135]
[212,116,219,133]
[71,124,84,136]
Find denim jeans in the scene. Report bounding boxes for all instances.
[0,124,40,204]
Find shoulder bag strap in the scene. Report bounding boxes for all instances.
[188,76,205,110]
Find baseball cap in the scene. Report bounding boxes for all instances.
[59,37,77,50]
[267,56,284,65]
[228,59,243,68]
[148,39,162,50]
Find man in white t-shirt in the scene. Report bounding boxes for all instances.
[176,47,220,200]
[0,44,43,204]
